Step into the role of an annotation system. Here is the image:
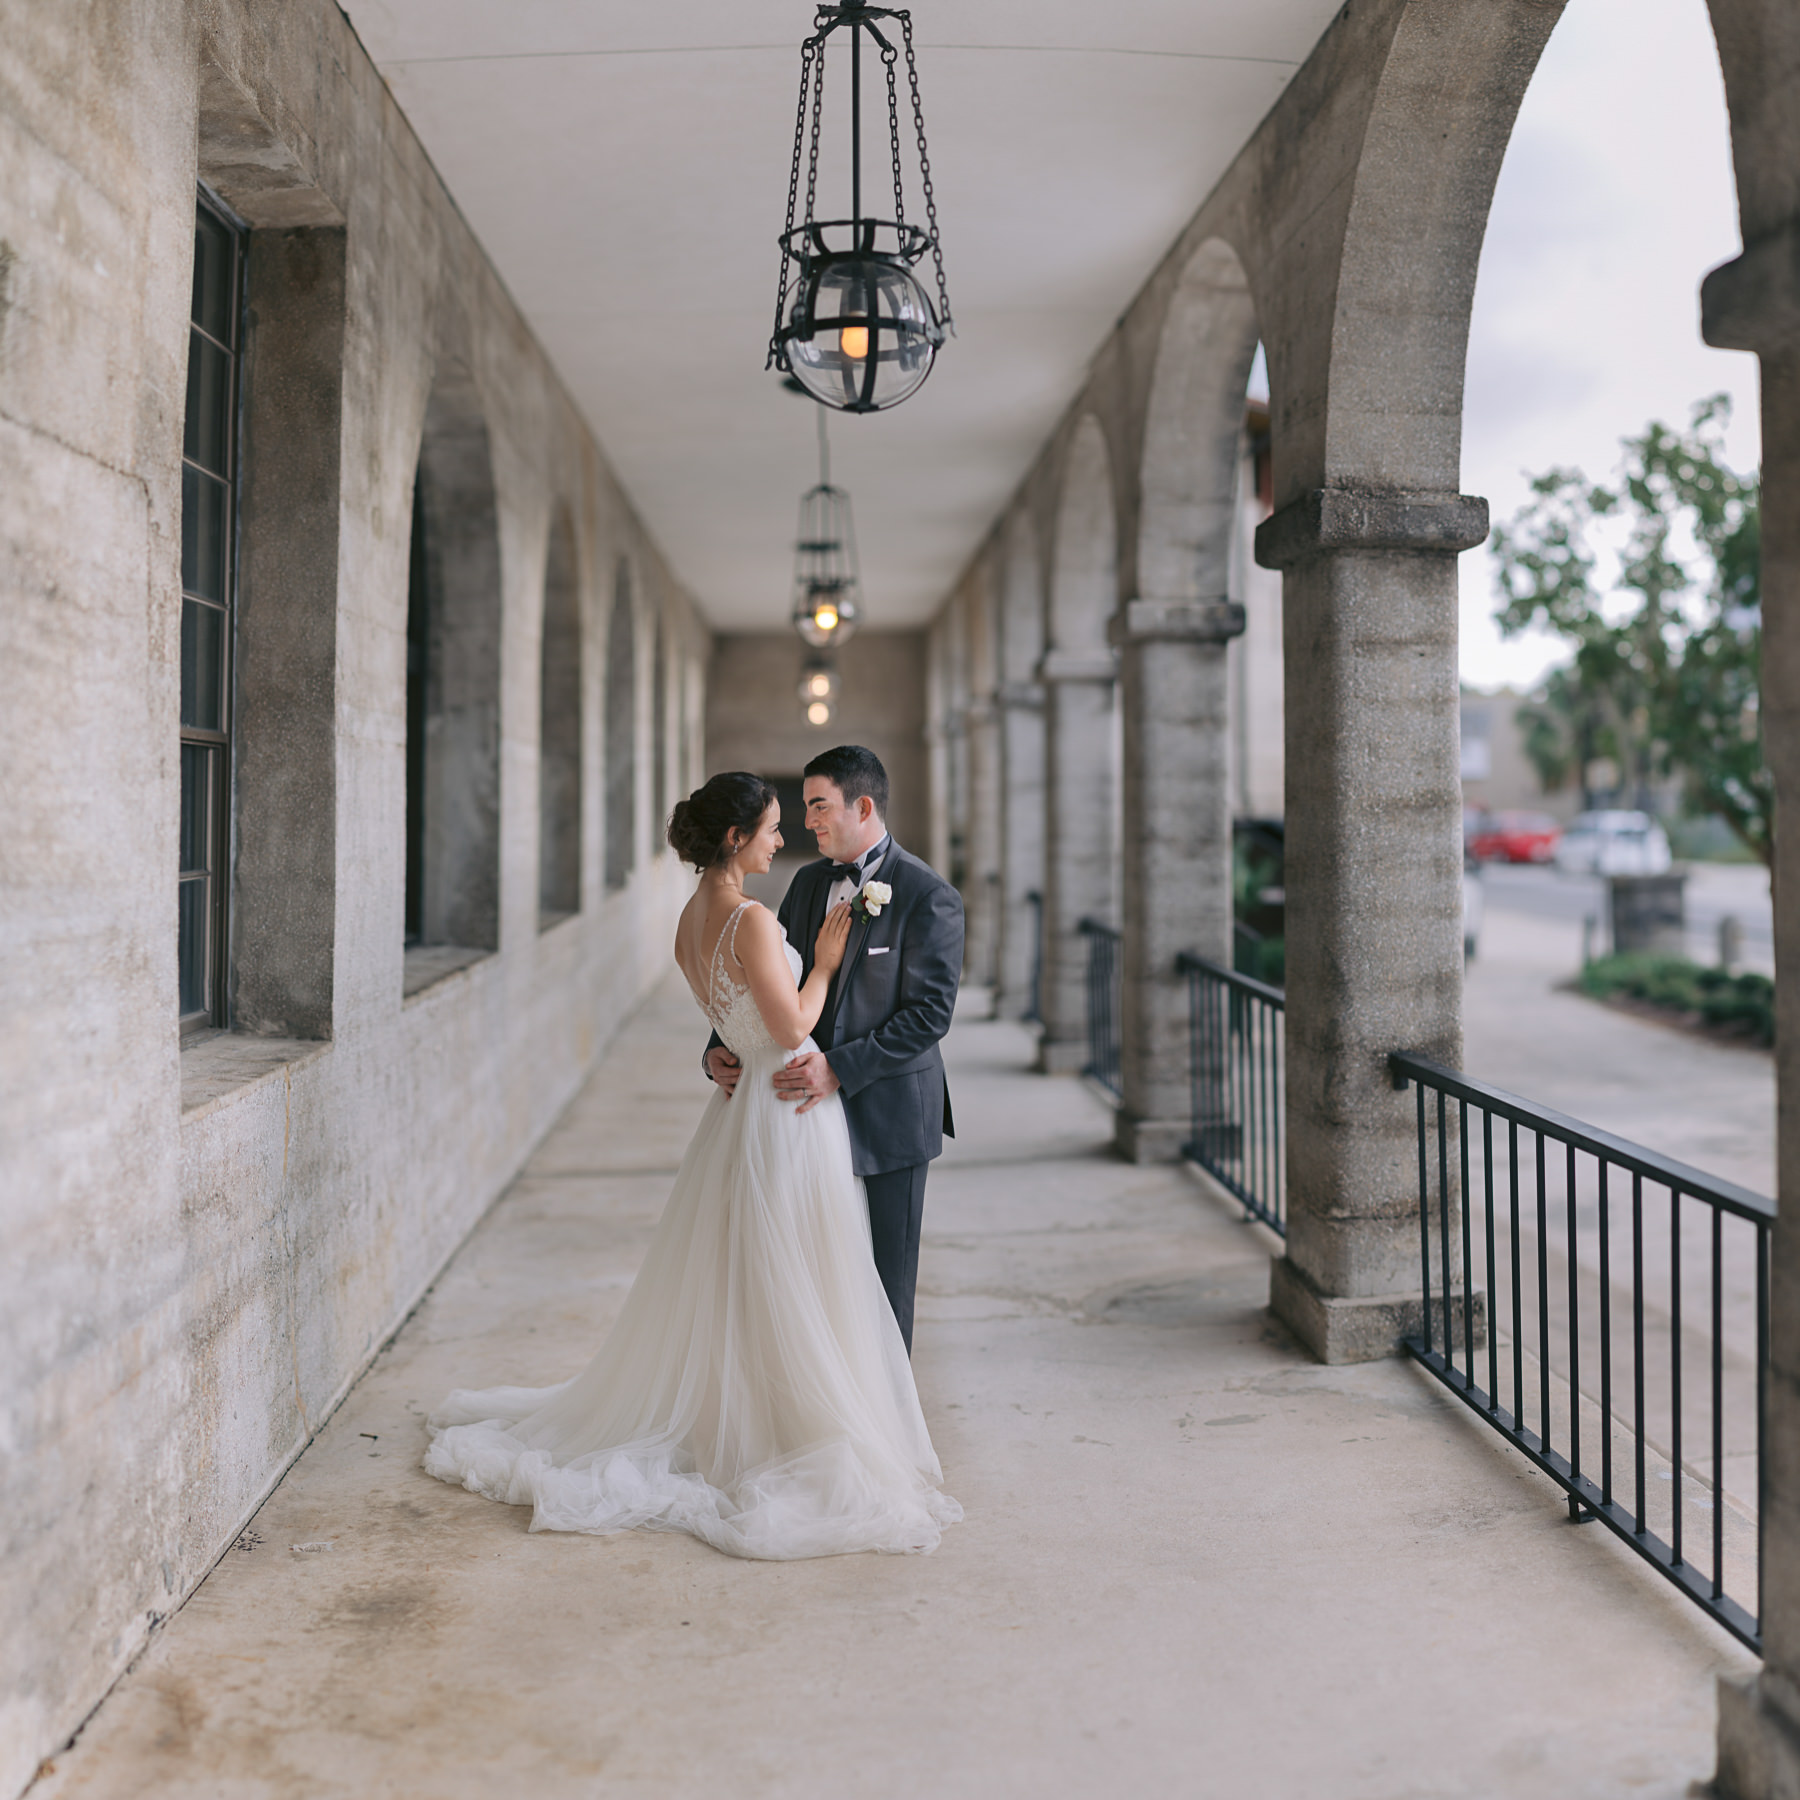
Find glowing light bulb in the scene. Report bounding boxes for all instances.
[807,672,832,698]
[839,324,869,361]
[807,701,831,726]
[813,604,839,633]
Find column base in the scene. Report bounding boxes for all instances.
[1716,1672,1800,1799]
[1269,1255,1485,1366]
[1034,1038,1089,1075]
[1113,1110,1189,1163]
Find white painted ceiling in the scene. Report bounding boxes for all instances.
[343,1,1342,631]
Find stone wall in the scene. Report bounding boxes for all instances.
[0,4,706,1790]
[705,632,930,857]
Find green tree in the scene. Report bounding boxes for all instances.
[1490,397,1768,866]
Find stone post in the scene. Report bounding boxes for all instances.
[1256,489,1485,1363]
[1036,649,1117,1072]
[995,679,1046,1019]
[1704,229,1800,1797]
[1111,598,1243,1161]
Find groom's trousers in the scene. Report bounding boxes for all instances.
[863,1163,928,1355]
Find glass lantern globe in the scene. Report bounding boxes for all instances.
[793,579,858,648]
[797,656,841,709]
[784,252,942,414]
[805,697,834,728]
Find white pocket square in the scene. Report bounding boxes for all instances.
[866,946,891,956]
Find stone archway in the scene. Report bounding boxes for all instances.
[1037,414,1120,1073]
[1111,236,1261,1160]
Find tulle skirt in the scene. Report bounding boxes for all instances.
[423,1043,960,1559]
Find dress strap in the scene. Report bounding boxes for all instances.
[708,899,753,986]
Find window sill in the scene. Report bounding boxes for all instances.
[403,943,492,1001]
[537,909,579,937]
[180,1031,330,1119]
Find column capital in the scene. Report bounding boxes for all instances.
[1037,647,1117,683]
[1254,487,1489,571]
[1109,597,1244,647]
[1703,220,1800,354]
[995,680,1045,710]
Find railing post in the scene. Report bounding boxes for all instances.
[1110,598,1241,1161]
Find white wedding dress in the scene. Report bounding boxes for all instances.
[423,902,960,1559]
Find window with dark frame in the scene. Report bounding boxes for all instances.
[179,191,245,1031]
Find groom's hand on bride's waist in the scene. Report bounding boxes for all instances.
[773,1051,840,1115]
[705,1046,743,1098]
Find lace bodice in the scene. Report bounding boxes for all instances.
[697,901,804,1062]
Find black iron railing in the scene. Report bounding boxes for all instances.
[1390,1050,1771,1653]
[1023,890,1044,1024]
[1176,953,1285,1236]
[1076,918,1121,1097]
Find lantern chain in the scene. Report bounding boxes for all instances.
[769,35,818,368]
[882,39,906,237]
[899,11,952,335]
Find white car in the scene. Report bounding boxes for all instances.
[1553,810,1673,877]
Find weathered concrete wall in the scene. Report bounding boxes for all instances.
[705,632,929,857]
[0,4,705,1791]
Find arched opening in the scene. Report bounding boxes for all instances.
[405,376,502,965]
[1139,239,1278,831]
[1037,415,1120,1072]
[538,506,582,928]
[604,561,637,892]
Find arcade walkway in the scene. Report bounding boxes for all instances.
[37,982,1752,1800]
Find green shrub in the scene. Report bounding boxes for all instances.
[1578,952,1774,1046]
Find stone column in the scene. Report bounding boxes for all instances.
[1705,233,1800,1797]
[963,695,1002,999]
[1111,598,1243,1161]
[1256,489,1485,1363]
[1035,649,1117,1072]
[995,679,1046,1019]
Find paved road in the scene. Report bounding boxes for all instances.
[1478,862,1773,972]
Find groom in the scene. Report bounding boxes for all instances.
[704,745,963,1354]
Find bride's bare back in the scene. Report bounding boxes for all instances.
[676,884,851,1054]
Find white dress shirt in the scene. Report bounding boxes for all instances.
[825,835,891,914]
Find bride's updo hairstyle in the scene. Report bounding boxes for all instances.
[666,772,779,871]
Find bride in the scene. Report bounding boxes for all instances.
[423,772,961,1559]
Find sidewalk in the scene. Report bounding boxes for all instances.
[35,975,1752,1800]
[1466,898,1774,1198]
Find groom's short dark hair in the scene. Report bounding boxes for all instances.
[805,744,888,820]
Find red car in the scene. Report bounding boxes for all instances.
[1467,810,1561,864]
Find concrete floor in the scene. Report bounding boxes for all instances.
[36,975,1754,1800]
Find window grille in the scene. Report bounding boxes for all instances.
[179,190,244,1029]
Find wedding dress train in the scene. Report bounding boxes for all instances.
[423,903,960,1559]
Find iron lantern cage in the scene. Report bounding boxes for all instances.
[797,651,842,713]
[790,469,862,649]
[768,2,952,413]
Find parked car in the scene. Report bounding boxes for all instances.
[1553,810,1673,877]
[1466,809,1561,864]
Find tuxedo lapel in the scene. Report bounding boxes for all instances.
[829,840,899,1041]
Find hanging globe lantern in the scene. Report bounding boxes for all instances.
[790,478,861,648]
[799,649,841,727]
[799,648,838,702]
[767,2,952,414]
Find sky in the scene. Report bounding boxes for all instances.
[1457,0,1761,694]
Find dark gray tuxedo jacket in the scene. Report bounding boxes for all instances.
[710,840,963,1177]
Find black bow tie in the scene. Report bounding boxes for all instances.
[830,860,865,879]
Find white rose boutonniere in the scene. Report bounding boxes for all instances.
[854,879,892,922]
